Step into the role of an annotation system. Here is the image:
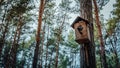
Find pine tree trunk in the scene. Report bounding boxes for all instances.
[79,0,96,68]
[39,25,45,68]
[45,25,49,68]
[93,0,108,68]
[48,47,54,68]
[55,33,61,68]
[4,45,10,68]
[55,44,59,68]
[54,14,66,68]
[21,41,26,68]
[0,10,10,55]
[5,15,22,68]
[45,44,48,68]
[32,0,45,68]
[0,21,9,55]
[71,49,73,68]
[4,15,22,68]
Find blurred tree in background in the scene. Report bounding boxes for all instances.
[0,0,120,68]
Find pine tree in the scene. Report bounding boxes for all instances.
[79,0,96,68]
[32,0,45,68]
[93,0,108,68]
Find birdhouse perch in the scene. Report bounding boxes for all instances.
[71,16,90,44]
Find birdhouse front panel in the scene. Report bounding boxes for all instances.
[74,21,90,44]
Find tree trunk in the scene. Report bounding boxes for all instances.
[0,7,11,55]
[20,40,26,68]
[0,21,9,55]
[5,15,23,68]
[4,45,10,68]
[48,46,54,68]
[38,24,45,68]
[54,14,66,68]
[32,0,45,68]
[45,44,48,68]
[79,0,96,68]
[55,43,59,68]
[45,25,49,68]
[93,0,108,68]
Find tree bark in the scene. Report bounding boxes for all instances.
[93,0,108,68]
[5,15,23,68]
[45,43,48,68]
[38,24,45,68]
[32,0,45,68]
[55,44,59,68]
[48,46,54,68]
[0,21,9,55]
[0,4,10,55]
[79,0,96,68]
[7,15,22,68]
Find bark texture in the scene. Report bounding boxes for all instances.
[32,0,45,68]
[0,21,9,55]
[5,15,22,68]
[38,24,45,68]
[93,0,108,68]
[80,0,96,68]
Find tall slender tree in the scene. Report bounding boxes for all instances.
[32,0,45,68]
[45,25,49,68]
[0,0,11,56]
[93,0,108,68]
[54,12,67,68]
[4,0,32,67]
[38,24,45,68]
[8,15,23,68]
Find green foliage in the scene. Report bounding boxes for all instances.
[59,0,72,12]
[102,0,120,68]
[106,18,117,36]
[67,30,79,48]
[58,56,69,68]
[105,0,120,37]
[97,0,110,9]
[112,0,120,19]
[1,0,119,68]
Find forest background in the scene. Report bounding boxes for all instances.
[0,0,120,68]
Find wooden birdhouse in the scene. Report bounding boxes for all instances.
[71,16,90,44]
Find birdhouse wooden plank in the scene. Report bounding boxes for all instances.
[71,16,90,44]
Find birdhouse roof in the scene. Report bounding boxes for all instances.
[71,16,89,28]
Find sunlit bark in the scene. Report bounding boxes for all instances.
[93,0,108,68]
[32,0,45,68]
